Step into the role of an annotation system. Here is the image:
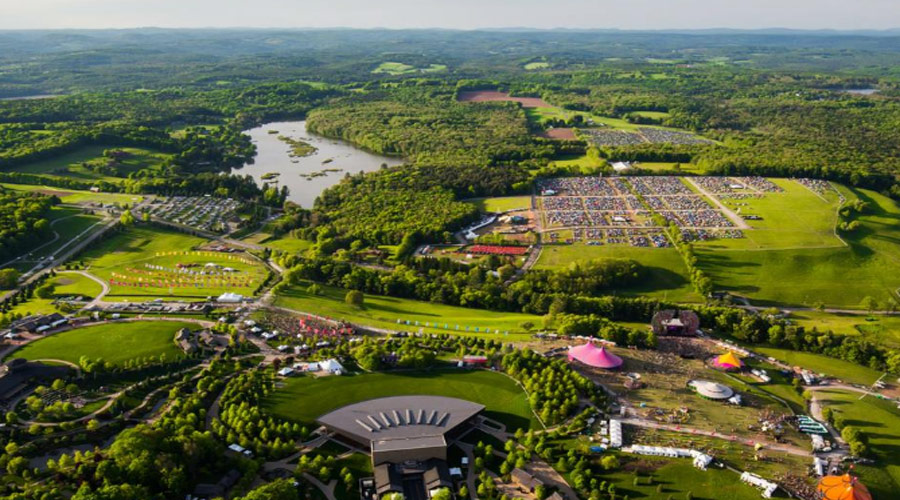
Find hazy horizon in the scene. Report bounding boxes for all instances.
[3,0,900,31]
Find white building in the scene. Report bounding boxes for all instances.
[217,292,243,303]
[740,472,778,498]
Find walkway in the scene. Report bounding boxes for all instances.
[59,270,109,309]
[683,177,751,229]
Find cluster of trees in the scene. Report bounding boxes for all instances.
[0,358,245,499]
[0,190,56,264]
[821,407,870,457]
[659,218,714,297]
[307,83,557,167]
[211,369,307,459]
[501,349,604,425]
[350,337,437,370]
[311,168,480,245]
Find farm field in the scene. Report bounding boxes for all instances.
[547,153,607,171]
[813,389,900,499]
[262,369,540,430]
[523,61,551,70]
[697,185,900,308]
[10,146,170,182]
[78,226,268,300]
[9,320,192,367]
[273,280,542,339]
[0,182,143,206]
[462,196,531,213]
[372,62,447,75]
[535,244,702,302]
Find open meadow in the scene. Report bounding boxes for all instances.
[535,244,702,302]
[79,226,268,300]
[814,389,900,499]
[274,280,542,339]
[11,146,170,183]
[262,369,539,430]
[697,185,900,308]
[0,182,143,206]
[9,320,192,367]
[462,196,531,213]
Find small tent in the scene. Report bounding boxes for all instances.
[713,351,744,370]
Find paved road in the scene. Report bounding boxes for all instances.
[683,177,751,229]
[60,270,110,309]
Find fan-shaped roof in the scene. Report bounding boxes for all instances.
[568,342,623,369]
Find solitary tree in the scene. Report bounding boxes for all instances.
[345,290,364,308]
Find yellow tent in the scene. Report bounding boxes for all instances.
[714,351,743,369]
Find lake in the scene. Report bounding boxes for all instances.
[234,121,404,208]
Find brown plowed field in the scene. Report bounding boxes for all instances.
[457,90,550,108]
[538,128,577,140]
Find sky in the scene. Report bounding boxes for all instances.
[2,0,899,31]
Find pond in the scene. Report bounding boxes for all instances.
[233,121,404,208]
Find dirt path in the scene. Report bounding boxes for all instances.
[683,177,751,229]
[620,416,810,456]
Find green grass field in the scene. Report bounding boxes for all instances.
[535,244,702,302]
[79,226,268,300]
[0,182,143,206]
[52,272,103,298]
[697,179,843,250]
[633,161,707,174]
[273,281,542,339]
[524,61,551,70]
[11,146,170,182]
[750,346,884,385]
[587,456,778,500]
[697,184,900,308]
[630,110,671,119]
[787,310,900,348]
[372,62,447,75]
[814,389,900,499]
[462,196,531,213]
[10,320,192,366]
[262,369,540,430]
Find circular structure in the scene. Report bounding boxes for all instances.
[568,342,623,369]
[817,474,872,500]
[688,380,735,400]
[317,395,484,464]
[712,351,744,371]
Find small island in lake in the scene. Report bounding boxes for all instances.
[300,167,344,180]
[260,172,281,180]
[277,135,318,157]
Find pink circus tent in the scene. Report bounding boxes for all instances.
[568,342,623,369]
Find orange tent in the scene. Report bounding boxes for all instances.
[817,474,872,500]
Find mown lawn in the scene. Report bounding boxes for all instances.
[751,346,884,385]
[262,369,540,430]
[535,244,701,302]
[0,182,143,206]
[462,196,531,213]
[696,184,900,308]
[10,320,191,366]
[80,226,267,300]
[814,389,900,499]
[12,145,170,182]
[273,280,541,339]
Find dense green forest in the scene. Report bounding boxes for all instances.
[0,190,56,264]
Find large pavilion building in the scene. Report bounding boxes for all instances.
[317,395,484,500]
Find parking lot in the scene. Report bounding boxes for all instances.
[146,196,241,233]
